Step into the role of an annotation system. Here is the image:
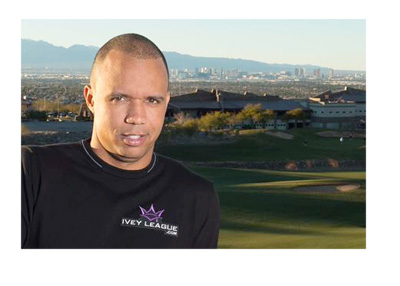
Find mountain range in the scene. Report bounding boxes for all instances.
[21,39,362,75]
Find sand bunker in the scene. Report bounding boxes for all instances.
[293,184,361,193]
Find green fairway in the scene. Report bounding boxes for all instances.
[156,128,366,162]
[157,128,366,248]
[190,166,366,249]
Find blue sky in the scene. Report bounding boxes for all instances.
[21,19,365,71]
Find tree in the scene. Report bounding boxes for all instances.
[237,104,274,129]
[31,100,80,115]
[173,112,192,125]
[62,103,81,114]
[32,99,58,112]
[24,110,47,121]
[169,112,200,137]
[199,111,231,131]
[284,108,306,128]
[182,119,200,137]
[227,113,240,130]
[236,104,263,128]
[253,109,275,128]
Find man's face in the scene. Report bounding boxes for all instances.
[85,50,170,170]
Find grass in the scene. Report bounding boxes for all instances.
[156,128,366,248]
[22,124,366,248]
[156,128,366,162]
[189,166,366,249]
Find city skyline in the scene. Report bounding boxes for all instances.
[21,19,366,71]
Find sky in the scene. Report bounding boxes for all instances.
[21,19,366,71]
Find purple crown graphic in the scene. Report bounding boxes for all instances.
[139,204,164,222]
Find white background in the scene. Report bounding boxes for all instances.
[1,0,399,285]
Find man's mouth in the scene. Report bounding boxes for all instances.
[121,134,147,146]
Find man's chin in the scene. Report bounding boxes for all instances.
[109,153,140,163]
[108,146,154,165]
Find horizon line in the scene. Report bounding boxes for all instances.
[21,38,366,72]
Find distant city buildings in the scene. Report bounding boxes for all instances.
[295,68,307,78]
[169,66,365,82]
[313,69,321,78]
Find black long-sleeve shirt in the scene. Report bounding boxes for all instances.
[21,138,220,248]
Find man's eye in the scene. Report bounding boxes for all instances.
[111,95,125,102]
[148,98,160,104]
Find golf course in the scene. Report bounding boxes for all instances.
[22,123,366,249]
[156,128,366,248]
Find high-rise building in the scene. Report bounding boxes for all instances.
[295,68,306,77]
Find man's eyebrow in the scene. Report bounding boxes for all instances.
[107,92,129,98]
[107,93,166,100]
[145,95,165,101]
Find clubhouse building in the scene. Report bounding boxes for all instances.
[306,86,366,130]
[167,88,311,130]
[166,86,366,130]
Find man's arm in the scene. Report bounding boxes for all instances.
[21,146,38,248]
[192,187,221,248]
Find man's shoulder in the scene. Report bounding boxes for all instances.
[22,140,83,150]
[156,153,214,190]
[21,140,83,162]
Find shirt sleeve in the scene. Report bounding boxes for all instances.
[21,146,40,248]
[192,184,221,249]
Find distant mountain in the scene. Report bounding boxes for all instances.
[164,51,330,73]
[21,39,362,74]
[22,39,98,69]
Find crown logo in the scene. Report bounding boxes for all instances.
[139,204,164,222]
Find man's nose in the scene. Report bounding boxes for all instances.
[124,101,146,125]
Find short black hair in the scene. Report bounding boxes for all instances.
[90,33,169,85]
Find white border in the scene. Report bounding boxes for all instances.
[2,0,400,285]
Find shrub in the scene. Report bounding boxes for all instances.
[24,110,47,121]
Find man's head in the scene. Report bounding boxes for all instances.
[84,33,170,170]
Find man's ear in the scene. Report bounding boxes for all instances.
[84,85,95,114]
[165,91,171,106]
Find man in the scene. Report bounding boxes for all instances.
[21,33,220,248]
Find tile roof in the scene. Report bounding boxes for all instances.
[168,88,308,111]
[310,87,366,103]
[170,89,217,101]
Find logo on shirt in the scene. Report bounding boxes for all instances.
[121,204,179,237]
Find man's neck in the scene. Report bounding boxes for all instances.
[90,137,153,171]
